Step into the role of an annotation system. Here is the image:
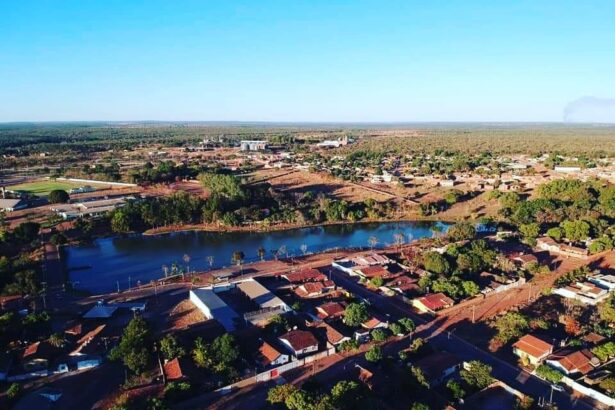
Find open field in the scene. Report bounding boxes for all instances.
[5,180,98,196]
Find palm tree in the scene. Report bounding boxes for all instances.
[393,233,405,250]
[232,251,245,274]
[257,246,266,261]
[183,254,191,275]
[162,264,169,278]
[300,244,308,255]
[368,236,379,250]
[207,255,214,269]
[48,332,66,348]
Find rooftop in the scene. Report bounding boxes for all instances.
[513,334,553,359]
[279,329,319,351]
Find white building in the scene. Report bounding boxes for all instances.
[240,140,267,151]
[189,287,239,331]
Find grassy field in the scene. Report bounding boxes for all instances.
[6,180,98,196]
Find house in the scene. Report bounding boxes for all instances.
[22,342,55,372]
[278,330,319,357]
[189,287,239,331]
[554,166,581,173]
[352,253,391,266]
[295,282,325,298]
[546,349,599,376]
[353,265,390,280]
[354,315,389,342]
[512,334,553,365]
[240,140,267,151]
[412,293,454,314]
[163,357,199,381]
[536,237,589,259]
[255,341,289,368]
[412,352,462,387]
[385,275,419,294]
[282,269,327,284]
[588,273,615,291]
[439,178,456,187]
[315,302,345,319]
[316,322,351,347]
[553,282,610,305]
[0,198,27,212]
[510,253,539,267]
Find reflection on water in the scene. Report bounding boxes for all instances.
[66,221,449,293]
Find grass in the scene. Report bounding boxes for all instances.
[6,180,98,196]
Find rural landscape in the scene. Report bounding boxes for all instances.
[1,123,615,410]
[2,1,615,409]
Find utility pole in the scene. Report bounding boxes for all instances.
[117,280,120,293]
[472,305,476,323]
[528,283,532,302]
[128,276,131,291]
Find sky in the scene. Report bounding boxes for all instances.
[1,0,615,122]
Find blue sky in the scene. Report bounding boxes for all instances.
[1,1,614,122]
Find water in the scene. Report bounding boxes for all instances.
[65,221,449,293]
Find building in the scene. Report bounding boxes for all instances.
[240,140,267,151]
[316,136,349,148]
[512,334,553,365]
[588,273,615,291]
[54,197,129,220]
[385,275,420,294]
[554,166,582,173]
[412,352,462,387]
[278,330,319,357]
[282,268,327,284]
[189,287,239,331]
[536,237,589,259]
[254,341,289,368]
[315,322,351,347]
[237,279,290,312]
[412,293,454,314]
[0,198,27,212]
[545,349,599,376]
[315,302,345,319]
[163,357,197,382]
[553,281,610,305]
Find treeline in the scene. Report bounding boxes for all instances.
[109,173,396,233]
[492,179,615,251]
[0,219,42,296]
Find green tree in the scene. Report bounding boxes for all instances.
[398,318,416,333]
[411,366,429,388]
[447,379,465,400]
[371,329,387,342]
[460,361,493,389]
[365,345,383,363]
[561,220,591,242]
[493,312,529,343]
[462,280,480,297]
[343,303,369,327]
[231,250,245,266]
[331,380,363,409]
[411,402,430,410]
[48,332,67,348]
[48,189,70,204]
[159,334,185,361]
[389,322,403,336]
[536,364,563,383]
[111,210,132,233]
[519,223,540,245]
[447,222,476,242]
[546,227,563,242]
[108,316,152,374]
[267,383,298,405]
[422,252,451,275]
[6,383,21,400]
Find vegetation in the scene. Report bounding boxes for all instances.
[343,303,369,327]
[460,361,493,390]
[536,364,563,383]
[108,316,153,374]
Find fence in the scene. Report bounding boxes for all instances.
[52,177,137,187]
[562,376,615,408]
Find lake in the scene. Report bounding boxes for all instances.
[65,221,449,293]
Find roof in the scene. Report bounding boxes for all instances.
[317,322,347,344]
[352,253,390,266]
[279,330,319,351]
[548,349,597,375]
[583,332,606,345]
[190,288,239,331]
[297,282,324,295]
[283,268,327,283]
[237,279,286,309]
[83,304,118,319]
[256,341,284,366]
[316,302,345,318]
[64,323,82,336]
[513,335,553,359]
[357,265,390,278]
[362,316,386,329]
[23,341,41,358]
[164,358,186,381]
[416,293,454,311]
[413,351,461,381]
[0,198,23,209]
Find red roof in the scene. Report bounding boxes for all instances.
[316,302,345,318]
[358,265,390,278]
[256,341,284,366]
[283,269,327,283]
[513,335,553,359]
[23,341,41,358]
[164,358,186,381]
[417,293,454,311]
[548,349,597,375]
[279,330,319,351]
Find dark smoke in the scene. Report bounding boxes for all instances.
[563,96,615,123]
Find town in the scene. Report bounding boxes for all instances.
[1,123,615,410]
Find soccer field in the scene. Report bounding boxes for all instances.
[6,180,98,196]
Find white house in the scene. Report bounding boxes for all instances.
[278,330,319,357]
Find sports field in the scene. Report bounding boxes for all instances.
[6,180,101,196]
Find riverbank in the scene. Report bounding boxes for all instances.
[141,216,457,236]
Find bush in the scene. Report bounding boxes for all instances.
[48,189,70,204]
[371,329,387,342]
[536,365,563,383]
[365,345,383,363]
[6,383,21,400]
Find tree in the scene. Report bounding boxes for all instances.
[462,280,480,297]
[50,233,68,245]
[343,303,369,327]
[6,383,21,400]
[536,364,563,383]
[411,366,429,388]
[48,189,70,204]
[493,312,529,344]
[368,236,378,250]
[159,334,185,361]
[398,317,416,333]
[267,383,298,405]
[371,329,387,342]
[258,246,266,261]
[598,377,615,394]
[422,251,451,275]
[365,345,383,363]
[561,220,591,242]
[13,221,40,243]
[231,250,245,266]
[108,316,152,374]
[592,342,615,362]
[411,403,430,410]
[447,379,465,400]
[389,322,403,336]
[519,223,540,245]
[48,332,67,348]
[192,334,239,375]
[546,227,563,242]
[111,210,132,233]
[266,314,290,335]
[460,360,493,389]
[331,380,363,409]
[447,222,476,242]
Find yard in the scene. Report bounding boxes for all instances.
[6,180,104,196]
